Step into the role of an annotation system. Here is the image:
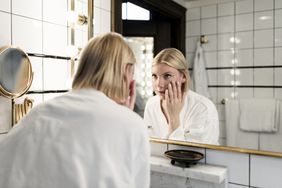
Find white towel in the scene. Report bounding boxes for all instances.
[225,99,259,149]
[191,41,211,98]
[239,98,279,133]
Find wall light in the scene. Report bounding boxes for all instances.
[67,10,87,25]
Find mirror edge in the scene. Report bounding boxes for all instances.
[150,137,282,158]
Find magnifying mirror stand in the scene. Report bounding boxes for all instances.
[12,97,34,126]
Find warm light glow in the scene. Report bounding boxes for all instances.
[230,37,240,44]
[259,16,271,20]
[66,45,79,57]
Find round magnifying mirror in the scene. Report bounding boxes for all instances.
[0,46,33,99]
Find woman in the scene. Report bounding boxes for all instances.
[144,48,219,145]
[0,32,150,188]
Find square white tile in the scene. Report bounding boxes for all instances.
[275,47,282,65]
[254,0,273,11]
[218,51,234,67]
[186,36,198,53]
[236,49,253,66]
[275,9,282,28]
[186,20,200,37]
[254,11,273,30]
[254,88,274,97]
[12,15,42,53]
[254,48,273,66]
[237,69,253,85]
[236,31,253,49]
[275,28,282,47]
[43,58,69,90]
[0,0,10,12]
[218,2,234,16]
[236,14,253,32]
[207,70,217,85]
[74,29,83,48]
[204,52,217,67]
[254,29,273,48]
[29,57,43,91]
[12,0,42,20]
[43,0,67,26]
[201,5,217,19]
[209,87,217,103]
[250,155,282,188]
[151,142,168,157]
[202,34,217,51]
[236,88,254,98]
[201,18,217,35]
[206,149,249,185]
[217,104,225,121]
[100,10,111,34]
[218,16,234,33]
[218,33,234,50]
[94,7,101,35]
[186,52,194,66]
[217,69,234,85]
[101,0,111,11]
[43,23,67,56]
[254,68,274,85]
[186,7,200,21]
[0,11,11,46]
[275,68,282,85]
[236,0,253,14]
[276,0,282,8]
[275,88,282,99]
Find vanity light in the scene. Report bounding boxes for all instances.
[67,10,88,25]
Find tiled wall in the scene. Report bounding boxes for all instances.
[0,0,111,136]
[151,142,282,187]
[185,0,282,146]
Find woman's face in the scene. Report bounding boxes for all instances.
[152,63,185,99]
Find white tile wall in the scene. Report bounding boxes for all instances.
[201,5,217,18]
[254,29,273,48]
[206,149,249,185]
[218,16,234,33]
[12,15,42,53]
[276,0,282,8]
[275,9,282,28]
[254,11,273,30]
[254,0,273,11]
[218,2,234,16]
[275,47,282,65]
[250,155,282,187]
[203,35,217,51]
[12,0,42,20]
[218,33,234,50]
[254,68,274,85]
[254,48,273,66]
[236,14,253,32]
[201,18,217,35]
[236,0,253,14]
[254,88,274,97]
[29,57,43,91]
[0,0,10,12]
[186,7,200,21]
[236,49,253,66]
[204,52,217,67]
[275,28,282,47]
[218,51,234,67]
[0,11,11,46]
[151,142,168,157]
[236,31,253,49]
[237,69,254,85]
[43,0,68,26]
[186,20,200,36]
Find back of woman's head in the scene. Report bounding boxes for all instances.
[72,32,136,102]
[153,48,190,91]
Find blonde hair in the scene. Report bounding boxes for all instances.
[153,48,190,91]
[72,32,136,102]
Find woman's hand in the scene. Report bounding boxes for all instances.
[162,81,186,136]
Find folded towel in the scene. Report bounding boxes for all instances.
[239,98,279,133]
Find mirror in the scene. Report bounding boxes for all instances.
[0,46,33,99]
[0,46,33,126]
[113,0,282,157]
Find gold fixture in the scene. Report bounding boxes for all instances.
[200,35,208,44]
[13,98,34,125]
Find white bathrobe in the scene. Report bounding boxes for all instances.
[0,89,150,188]
[144,90,219,145]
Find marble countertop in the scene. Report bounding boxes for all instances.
[151,156,227,184]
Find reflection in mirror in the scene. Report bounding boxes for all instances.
[0,46,33,98]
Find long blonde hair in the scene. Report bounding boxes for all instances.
[153,48,190,91]
[72,32,136,102]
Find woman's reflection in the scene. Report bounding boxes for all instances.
[143,48,219,145]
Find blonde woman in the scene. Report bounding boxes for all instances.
[144,48,219,145]
[0,32,150,188]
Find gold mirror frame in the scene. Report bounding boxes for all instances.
[0,46,33,99]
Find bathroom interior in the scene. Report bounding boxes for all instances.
[0,0,282,187]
